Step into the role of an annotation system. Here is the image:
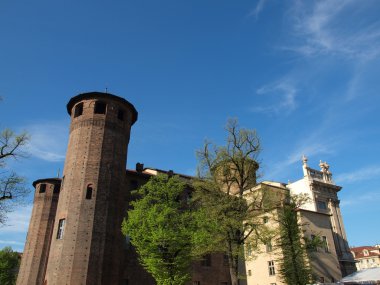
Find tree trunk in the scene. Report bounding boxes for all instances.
[227,240,240,285]
[229,265,239,285]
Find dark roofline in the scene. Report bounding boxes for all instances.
[66,92,138,125]
[32,178,62,188]
[143,167,195,180]
[310,179,342,191]
[125,169,154,178]
[125,168,195,180]
[298,208,331,216]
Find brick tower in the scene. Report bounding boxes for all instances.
[16,178,61,285]
[44,92,137,285]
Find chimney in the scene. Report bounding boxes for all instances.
[136,163,144,173]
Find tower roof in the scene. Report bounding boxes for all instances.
[32,178,62,188]
[67,92,138,124]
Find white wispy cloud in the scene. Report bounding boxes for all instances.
[249,0,268,19]
[0,240,25,246]
[252,80,297,115]
[340,191,380,207]
[287,0,380,61]
[0,204,32,234]
[335,166,380,184]
[285,141,334,166]
[24,120,69,162]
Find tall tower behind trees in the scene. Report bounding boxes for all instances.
[44,92,138,285]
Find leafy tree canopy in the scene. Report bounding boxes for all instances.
[0,246,20,285]
[122,174,194,285]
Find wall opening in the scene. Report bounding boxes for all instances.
[53,184,60,194]
[56,219,66,239]
[39,184,46,193]
[86,185,93,199]
[74,103,83,117]
[118,109,124,121]
[94,101,107,114]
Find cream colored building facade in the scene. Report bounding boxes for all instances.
[351,245,380,271]
[244,157,356,285]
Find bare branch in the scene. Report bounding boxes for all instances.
[0,129,30,162]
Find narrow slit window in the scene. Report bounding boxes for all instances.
[57,219,66,239]
[39,184,46,193]
[266,240,273,252]
[53,184,60,194]
[74,103,83,117]
[322,236,329,252]
[94,101,107,114]
[86,185,93,200]
[118,109,124,121]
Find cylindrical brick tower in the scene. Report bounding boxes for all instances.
[44,92,137,285]
[17,178,61,285]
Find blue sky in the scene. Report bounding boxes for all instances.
[0,0,379,251]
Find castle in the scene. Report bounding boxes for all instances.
[16,92,230,285]
[16,92,355,285]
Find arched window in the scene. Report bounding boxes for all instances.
[74,102,83,117]
[94,101,107,114]
[86,184,93,199]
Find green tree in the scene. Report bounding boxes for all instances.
[0,246,20,285]
[0,128,30,224]
[275,194,320,285]
[193,119,272,285]
[122,174,194,285]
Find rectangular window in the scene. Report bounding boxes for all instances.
[263,216,269,224]
[322,236,329,252]
[39,184,46,193]
[56,219,66,239]
[248,269,252,276]
[223,253,229,266]
[118,109,124,121]
[94,101,107,114]
[266,240,273,252]
[317,200,327,210]
[268,260,275,276]
[201,254,211,267]
[193,282,200,285]
[53,184,60,194]
[246,244,252,256]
